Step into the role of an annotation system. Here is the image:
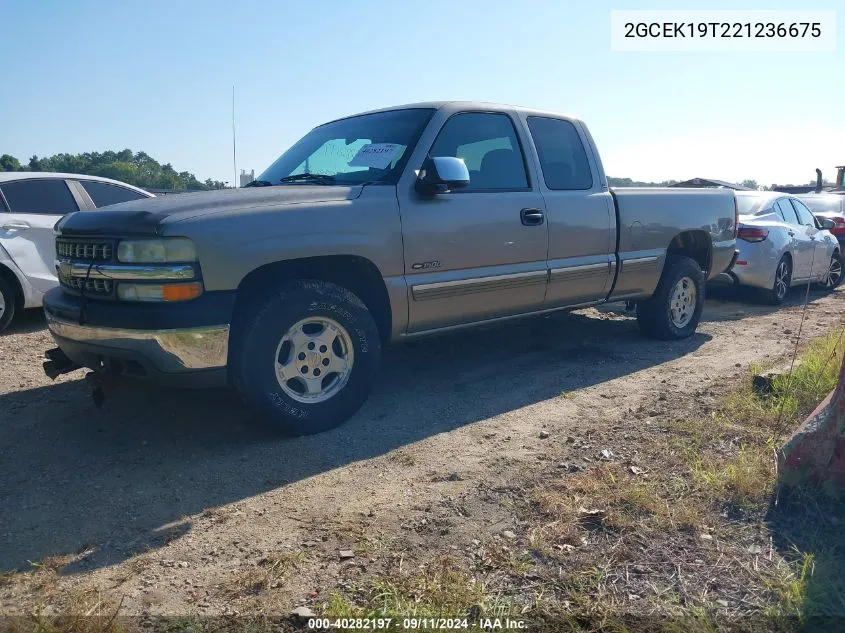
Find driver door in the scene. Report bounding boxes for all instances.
[397,111,549,332]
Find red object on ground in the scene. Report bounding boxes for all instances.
[780,354,845,489]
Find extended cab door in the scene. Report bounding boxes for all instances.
[0,178,81,295]
[397,110,549,332]
[522,116,615,306]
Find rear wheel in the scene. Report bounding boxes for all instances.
[764,256,792,305]
[0,276,16,333]
[813,252,843,292]
[636,256,705,340]
[233,280,381,435]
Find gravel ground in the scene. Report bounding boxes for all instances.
[1,284,843,615]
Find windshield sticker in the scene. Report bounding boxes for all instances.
[349,143,403,169]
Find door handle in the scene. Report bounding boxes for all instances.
[520,208,544,226]
[787,231,795,237]
[1,221,31,231]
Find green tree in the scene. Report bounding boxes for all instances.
[0,150,224,191]
[0,154,21,171]
[741,179,759,190]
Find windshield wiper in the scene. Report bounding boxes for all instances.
[243,179,275,187]
[278,173,337,185]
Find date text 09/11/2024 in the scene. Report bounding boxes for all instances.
[306,617,528,630]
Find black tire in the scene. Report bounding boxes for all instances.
[636,256,705,340]
[233,280,381,435]
[763,255,792,305]
[812,251,843,292]
[0,276,16,333]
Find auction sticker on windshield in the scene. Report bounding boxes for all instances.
[349,143,403,169]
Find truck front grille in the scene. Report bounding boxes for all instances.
[56,239,114,261]
[63,277,114,295]
[56,237,117,297]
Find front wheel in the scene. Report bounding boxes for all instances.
[813,252,843,292]
[636,256,705,340]
[233,280,381,435]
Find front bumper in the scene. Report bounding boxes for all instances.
[43,287,234,387]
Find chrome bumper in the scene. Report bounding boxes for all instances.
[45,313,229,373]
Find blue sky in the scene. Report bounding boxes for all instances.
[2,0,842,186]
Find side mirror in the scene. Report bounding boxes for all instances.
[821,218,836,230]
[415,156,470,195]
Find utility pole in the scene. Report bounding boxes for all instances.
[232,85,237,188]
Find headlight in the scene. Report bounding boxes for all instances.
[117,238,196,263]
[117,282,203,302]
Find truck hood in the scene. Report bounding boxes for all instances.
[56,186,363,237]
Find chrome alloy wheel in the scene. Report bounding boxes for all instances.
[274,317,355,403]
[822,255,842,288]
[774,260,790,300]
[669,276,696,328]
[0,291,5,319]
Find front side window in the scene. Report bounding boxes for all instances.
[790,198,818,227]
[527,116,593,190]
[0,179,79,214]
[257,108,434,186]
[428,112,528,191]
[81,181,149,207]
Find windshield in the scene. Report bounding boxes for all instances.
[256,108,434,186]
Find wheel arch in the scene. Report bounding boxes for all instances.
[231,255,392,348]
[0,263,25,310]
[666,230,712,275]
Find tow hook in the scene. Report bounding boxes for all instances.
[85,367,121,408]
[43,348,81,380]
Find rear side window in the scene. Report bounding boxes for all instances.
[770,204,787,222]
[81,180,148,207]
[526,116,593,190]
[0,179,79,214]
[775,199,799,224]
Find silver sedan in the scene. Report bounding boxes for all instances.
[731,191,842,304]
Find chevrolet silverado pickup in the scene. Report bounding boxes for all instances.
[42,101,738,434]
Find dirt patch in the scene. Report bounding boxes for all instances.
[1,286,843,624]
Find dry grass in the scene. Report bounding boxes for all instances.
[220,551,307,598]
[13,587,129,633]
[522,327,845,627]
[321,555,520,627]
[531,464,702,547]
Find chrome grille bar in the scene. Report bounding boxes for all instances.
[56,239,114,261]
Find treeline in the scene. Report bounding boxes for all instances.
[0,151,228,191]
[608,177,680,188]
[0,150,809,192]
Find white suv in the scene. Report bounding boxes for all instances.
[0,172,154,331]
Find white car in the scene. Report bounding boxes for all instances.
[732,191,842,304]
[0,172,154,331]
